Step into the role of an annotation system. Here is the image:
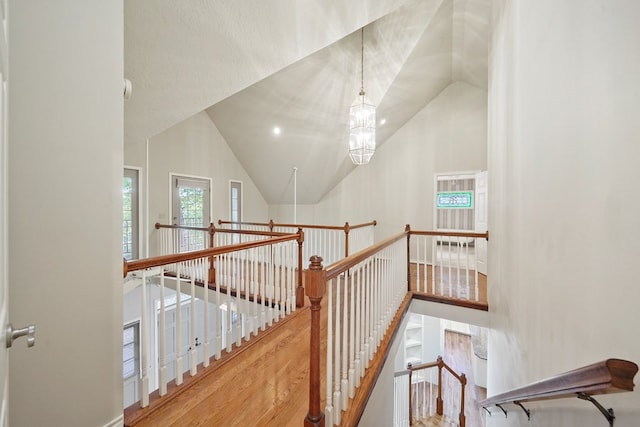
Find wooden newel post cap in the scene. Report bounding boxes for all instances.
[309,255,323,270]
[305,256,326,300]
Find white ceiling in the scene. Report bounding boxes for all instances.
[125,0,490,205]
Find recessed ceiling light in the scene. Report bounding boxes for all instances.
[380,118,386,125]
[273,126,281,135]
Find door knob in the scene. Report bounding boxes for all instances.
[6,323,35,348]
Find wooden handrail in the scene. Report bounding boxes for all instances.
[155,222,209,232]
[124,233,300,276]
[479,359,638,407]
[479,359,638,425]
[405,224,489,241]
[325,231,406,281]
[218,219,377,231]
[155,222,294,237]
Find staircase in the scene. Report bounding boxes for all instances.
[413,414,458,427]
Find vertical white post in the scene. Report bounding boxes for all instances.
[293,166,297,225]
[158,270,167,395]
[334,278,342,424]
[354,268,362,386]
[144,139,149,258]
[175,263,183,386]
[341,269,349,410]
[348,264,356,398]
[325,277,334,425]
[202,258,210,367]
[140,270,149,407]
[189,261,197,376]
[423,237,428,294]
[215,260,222,360]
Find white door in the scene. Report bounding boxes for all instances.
[475,171,488,275]
[0,0,9,422]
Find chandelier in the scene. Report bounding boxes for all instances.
[348,27,376,165]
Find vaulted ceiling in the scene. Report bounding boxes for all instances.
[125,0,490,205]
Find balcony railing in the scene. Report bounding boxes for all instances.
[123,230,303,412]
[218,219,377,266]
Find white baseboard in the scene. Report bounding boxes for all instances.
[102,414,124,427]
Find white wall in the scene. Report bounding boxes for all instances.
[315,81,487,240]
[8,1,123,426]
[487,1,640,425]
[126,112,269,256]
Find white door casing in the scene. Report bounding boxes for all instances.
[0,0,9,422]
[475,170,488,275]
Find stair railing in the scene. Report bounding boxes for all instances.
[408,356,467,427]
[478,358,638,426]
[218,219,376,266]
[304,232,407,427]
[405,225,489,309]
[123,231,303,412]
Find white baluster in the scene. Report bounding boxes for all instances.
[175,263,183,386]
[158,269,167,395]
[214,259,222,360]
[354,267,362,387]
[416,236,428,293]
[348,263,356,399]
[334,278,342,424]
[202,258,210,368]
[325,277,334,426]
[140,270,149,407]
[189,261,197,376]
[341,269,349,410]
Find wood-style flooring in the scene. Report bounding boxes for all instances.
[125,270,486,427]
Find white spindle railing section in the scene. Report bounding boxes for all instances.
[124,233,301,411]
[323,238,406,426]
[408,229,488,302]
[156,223,211,256]
[218,220,376,267]
[393,371,410,427]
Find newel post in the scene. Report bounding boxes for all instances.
[436,356,444,415]
[459,373,467,427]
[304,256,326,427]
[405,224,411,292]
[344,222,351,258]
[296,228,305,308]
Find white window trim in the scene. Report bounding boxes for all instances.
[124,166,143,260]
[229,180,243,223]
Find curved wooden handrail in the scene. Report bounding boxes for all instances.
[124,233,300,277]
[479,358,638,408]
[324,231,406,281]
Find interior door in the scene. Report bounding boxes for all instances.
[475,171,488,275]
[0,0,9,422]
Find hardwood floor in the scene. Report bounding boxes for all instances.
[124,266,486,427]
[409,263,488,307]
[127,304,313,427]
[442,330,486,427]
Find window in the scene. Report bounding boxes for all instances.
[171,175,211,252]
[123,168,139,260]
[123,322,140,379]
[230,181,242,243]
[230,181,242,224]
[435,174,475,231]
